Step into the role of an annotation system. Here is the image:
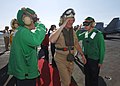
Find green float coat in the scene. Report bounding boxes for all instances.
[76,28,105,64]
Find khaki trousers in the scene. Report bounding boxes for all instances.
[4,37,9,50]
[54,53,74,86]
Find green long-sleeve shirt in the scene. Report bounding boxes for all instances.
[76,29,105,64]
[8,22,46,79]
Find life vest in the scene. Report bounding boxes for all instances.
[62,28,74,46]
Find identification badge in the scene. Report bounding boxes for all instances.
[90,32,96,39]
[85,31,88,38]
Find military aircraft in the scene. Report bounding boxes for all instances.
[95,17,120,38]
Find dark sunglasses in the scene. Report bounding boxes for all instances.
[83,22,92,26]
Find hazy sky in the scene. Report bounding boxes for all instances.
[0,0,120,30]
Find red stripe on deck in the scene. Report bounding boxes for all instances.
[36,59,60,86]
[36,59,77,86]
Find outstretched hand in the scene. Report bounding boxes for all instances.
[76,24,82,32]
[78,24,82,30]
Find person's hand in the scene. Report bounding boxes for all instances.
[78,24,82,30]
[98,64,103,68]
[81,55,87,64]
[59,18,69,29]
[76,24,82,32]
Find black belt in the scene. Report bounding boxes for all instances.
[56,47,74,51]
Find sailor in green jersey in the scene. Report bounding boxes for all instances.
[76,17,105,86]
[8,7,46,86]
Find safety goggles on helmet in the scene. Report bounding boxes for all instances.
[83,21,92,26]
[32,14,39,23]
[62,8,75,18]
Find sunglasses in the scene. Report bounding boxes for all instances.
[83,22,92,26]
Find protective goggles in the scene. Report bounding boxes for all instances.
[63,9,75,18]
[83,22,92,26]
[66,9,75,16]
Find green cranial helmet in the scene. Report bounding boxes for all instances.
[17,7,36,26]
[85,17,95,22]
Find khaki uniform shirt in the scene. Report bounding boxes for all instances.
[54,30,78,62]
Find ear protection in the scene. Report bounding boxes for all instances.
[11,19,19,29]
[59,16,64,26]
[22,8,33,26]
[23,16,33,26]
[91,22,96,27]
[17,7,36,26]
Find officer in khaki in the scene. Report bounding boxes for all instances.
[49,8,86,86]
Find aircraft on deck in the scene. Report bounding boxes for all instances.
[95,17,120,38]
